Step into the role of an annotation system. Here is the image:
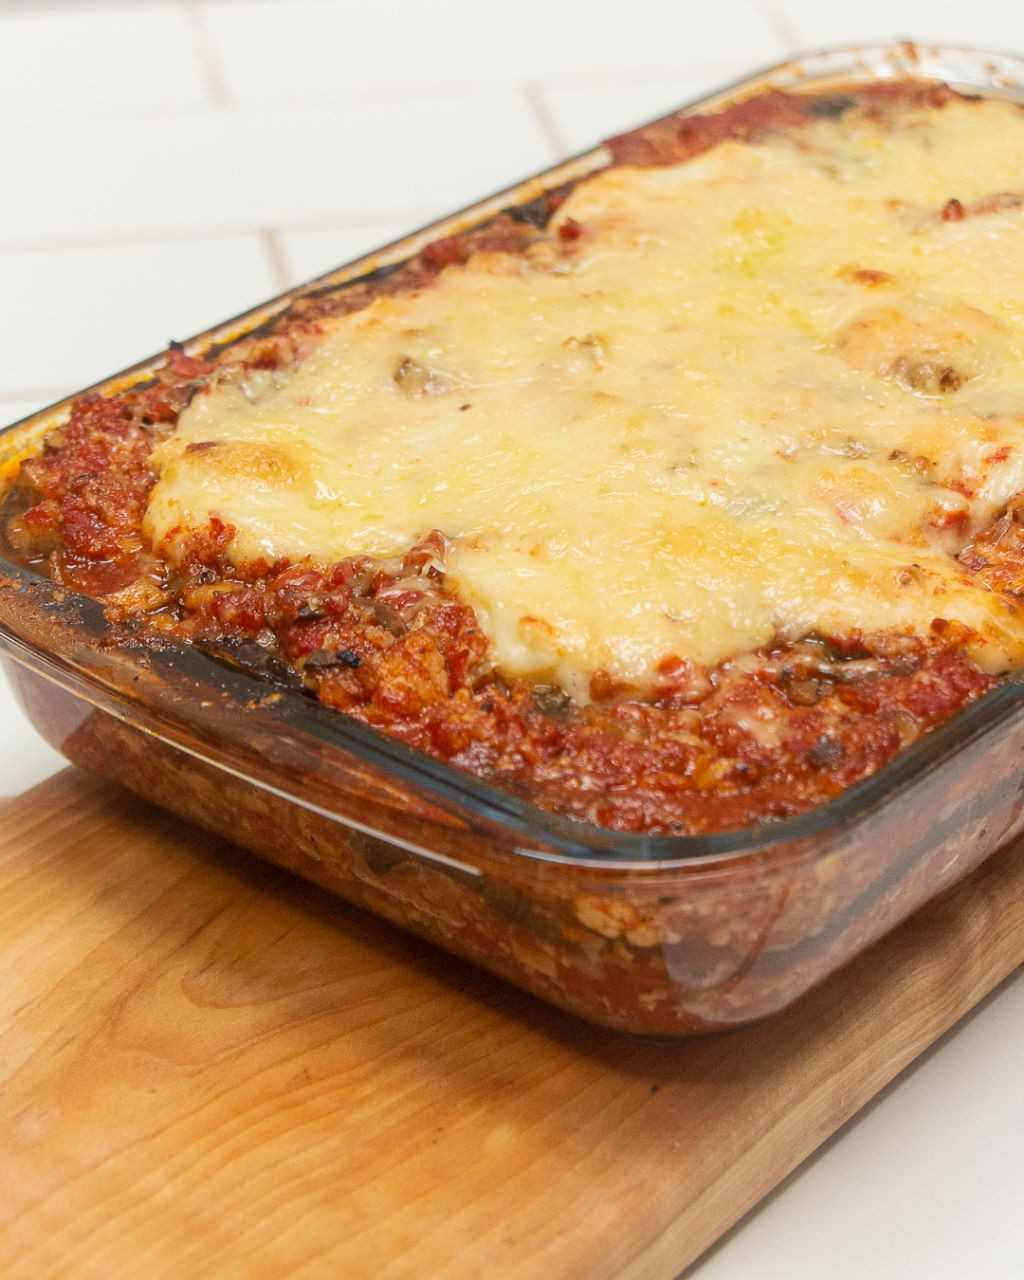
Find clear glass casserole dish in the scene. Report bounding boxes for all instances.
[3,42,1024,1035]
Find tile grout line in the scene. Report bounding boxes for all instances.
[183,0,229,109]
[9,103,227,129]
[753,0,803,53]
[0,211,436,257]
[0,79,706,129]
[261,229,291,290]
[522,83,570,159]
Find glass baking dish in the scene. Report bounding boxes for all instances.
[4,43,1024,1035]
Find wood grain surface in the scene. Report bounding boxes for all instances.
[1,769,1022,1280]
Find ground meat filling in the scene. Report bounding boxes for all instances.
[3,350,212,597]
[1,84,1016,835]
[7,393,998,835]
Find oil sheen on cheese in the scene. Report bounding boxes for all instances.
[146,96,1024,699]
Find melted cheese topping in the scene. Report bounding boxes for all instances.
[147,95,1024,698]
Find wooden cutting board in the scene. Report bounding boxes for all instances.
[1,769,1022,1280]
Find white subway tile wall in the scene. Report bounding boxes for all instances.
[199,0,782,100]
[535,72,747,153]
[0,96,552,246]
[764,0,1024,50]
[0,235,277,393]
[277,220,424,285]
[0,1,208,118]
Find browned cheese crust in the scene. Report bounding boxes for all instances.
[4,80,1020,836]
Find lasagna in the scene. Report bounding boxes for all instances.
[7,80,1024,835]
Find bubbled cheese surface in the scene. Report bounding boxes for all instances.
[146,95,1024,698]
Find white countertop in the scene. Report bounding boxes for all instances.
[2,0,1023,1274]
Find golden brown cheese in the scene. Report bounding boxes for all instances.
[146,96,1024,699]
